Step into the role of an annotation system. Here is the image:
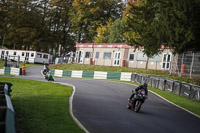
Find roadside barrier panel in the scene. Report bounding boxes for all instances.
[131,73,137,82]
[107,72,121,80]
[189,85,200,101]
[134,74,142,84]
[54,69,63,77]
[173,81,182,95]
[71,71,83,78]
[82,71,94,78]
[62,70,72,77]
[4,67,11,75]
[94,71,107,79]
[120,72,132,81]
[158,78,166,90]
[10,68,20,76]
[180,83,191,98]
[165,79,175,93]
[151,76,159,89]
[0,82,15,133]
[0,69,4,75]
[141,74,150,85]
[50,69,55,76]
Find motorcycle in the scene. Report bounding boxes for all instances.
[127,89,147,112]
[44,71,54,81]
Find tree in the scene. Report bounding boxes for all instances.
[94,18,127,43]
[126,0,200,57]
[71,0,124,43]
[159,0,200,54]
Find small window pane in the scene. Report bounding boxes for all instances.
[22,52,24,56]
[95,52,99,59]
[14,52,16,55]
[85,52,92,58]
[37,53,42,58]
[103,52,111,59]
[31,53,34,57]
[43,54,48,59]
[129,53,134,61]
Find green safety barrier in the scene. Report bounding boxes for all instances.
[4,83,13,96]
[62,70,72,77]
[5,109,16,133]
[4,67,11,75]
[82,71,94,78]
[50,69,55,76]
[107,72,121,80]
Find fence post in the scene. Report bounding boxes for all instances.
[190,52,195,78]
[179,53,184,77]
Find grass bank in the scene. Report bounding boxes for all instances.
[49,63,200,86]
[0,77,84,133]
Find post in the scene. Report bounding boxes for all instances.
[190,52,195,78]
[179,53,184,77]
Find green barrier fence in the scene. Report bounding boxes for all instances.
[82,71,94,78]
[4,67,11,75]
[107,72,121,80]
[62,70,72,77]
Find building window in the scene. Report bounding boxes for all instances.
[95,52,99,59]
[22,52,24,56]
[129,53,134,61]
[85,52,92,58]
[6,51,9,55]
[43,54,48,59]
[136,52,147,61]
[31,53,34,57]
[37,53,42,58]
[150,54,161,62]
[14,52,17,55]
[103,52,111,59]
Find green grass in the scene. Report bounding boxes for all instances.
[0,77,84,133]
[0,59,42,69]
[49,63,200,86]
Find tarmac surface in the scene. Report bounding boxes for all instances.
[21,66,200,133]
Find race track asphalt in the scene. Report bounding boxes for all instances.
[21,66,200,133]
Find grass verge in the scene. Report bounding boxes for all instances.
[119,80,200,116]
[0,77,84,133]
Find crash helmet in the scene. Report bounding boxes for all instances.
[143,83,148,88]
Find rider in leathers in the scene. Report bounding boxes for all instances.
[128,83,148,106]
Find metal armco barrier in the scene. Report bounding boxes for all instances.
[130,73,200,102]
[0,82,16,133]
[190,85,200,101]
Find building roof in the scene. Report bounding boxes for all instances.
[0,48,50,54]
[76,43,134,48]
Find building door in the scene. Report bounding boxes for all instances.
[25,52,29,62]
[78,51,84,64]
[113,52,121,66]
[162,53,171,69]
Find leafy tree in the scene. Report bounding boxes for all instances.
[126,0,200,57]
[94,18,127,43]
[71,0,124,43]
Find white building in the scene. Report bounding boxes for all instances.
[0,49,50,64]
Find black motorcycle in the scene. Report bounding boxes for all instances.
[127,89,147,112]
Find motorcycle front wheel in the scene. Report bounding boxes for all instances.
[134,101,142,112]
